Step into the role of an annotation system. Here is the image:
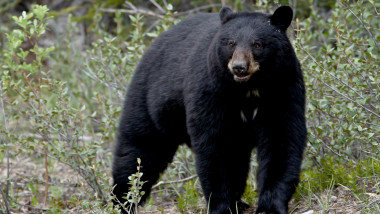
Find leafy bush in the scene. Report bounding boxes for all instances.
[1,4,111,211]
[0,3,177,213]
[294,0,379,163]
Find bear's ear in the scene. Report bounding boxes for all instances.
[219,7,233,23]
[270,6,293,31]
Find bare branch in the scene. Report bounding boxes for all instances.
[341,2,379,50]
[84,57,125,100]
[299,45,380,118]
[176,4,222,16]
[152,175,197,189]
[162,0,168,8]
[321,80,379,118]
[43,146,49,205]
[0,185,10,214]
[100,3,223,19]
[110,189,129,213]
[124,1,137,11]
[0,82,10,212]
[309,132,356,164]
[149,0,166,14]
[24,133,93,142]
[99,8,165,19]
[12,200,49,211]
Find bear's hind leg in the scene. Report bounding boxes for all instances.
[112,133,179,213]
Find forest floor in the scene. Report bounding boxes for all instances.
[2,156,379,214]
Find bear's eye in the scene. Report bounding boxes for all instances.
[253,42,261,49]
[228,40,236,48]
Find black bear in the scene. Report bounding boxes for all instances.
[112,5,306,214]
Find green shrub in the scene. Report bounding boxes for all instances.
[0,2,179,213]
[177,180,200,213]
[294,0,379,163]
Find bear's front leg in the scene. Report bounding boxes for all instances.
[185,87,255,214]
[255,92,307,214]
[192,137,252,214]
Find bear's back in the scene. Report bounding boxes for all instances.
[135,13,221,79]
[127,13,222,105]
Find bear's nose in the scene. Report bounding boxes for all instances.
[232,62,248,75]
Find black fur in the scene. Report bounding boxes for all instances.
[112,6,306,214]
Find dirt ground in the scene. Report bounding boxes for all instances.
[1,157,379,214]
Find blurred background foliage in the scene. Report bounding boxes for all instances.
[0,0,379,213]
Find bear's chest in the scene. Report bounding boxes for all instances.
[240,89,260,122]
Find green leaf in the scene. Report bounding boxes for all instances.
[32,5,49,21]
[166,4,173,11]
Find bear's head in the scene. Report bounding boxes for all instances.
[210,6,294,83]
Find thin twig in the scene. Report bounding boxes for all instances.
[12,200,49,211]
[75,146,107,205]
[152,175,197,189]
[162,0,168,8]
[18,135,106,206]
[99,8,165,19]
[84,57,125,99]
[25,133,93,142]
[1,179,80,188]
[97,47,125,93]
[341,2,379,50]
[145,19,161,34]
[0,83,10,213]
[308,89,377,128]
[310,132,356,164]
[302,45,365,102]
[124,1,137,11]
[0,185,10,214]
[321,81,379,118]
[149,0,166,14]
[90,167,107,206]
[175,4,222,16]
[100,3,223,19]
[111,190,129,213]
[43,145,49,205]
[368,1,379,14]
[299,45,380,118]
[346,58,377,97]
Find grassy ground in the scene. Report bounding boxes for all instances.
[2,147,379,213]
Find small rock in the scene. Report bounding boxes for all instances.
[330,195,338,202]
[302,210,314,214]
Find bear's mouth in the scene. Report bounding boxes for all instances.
[233,73,252,82]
